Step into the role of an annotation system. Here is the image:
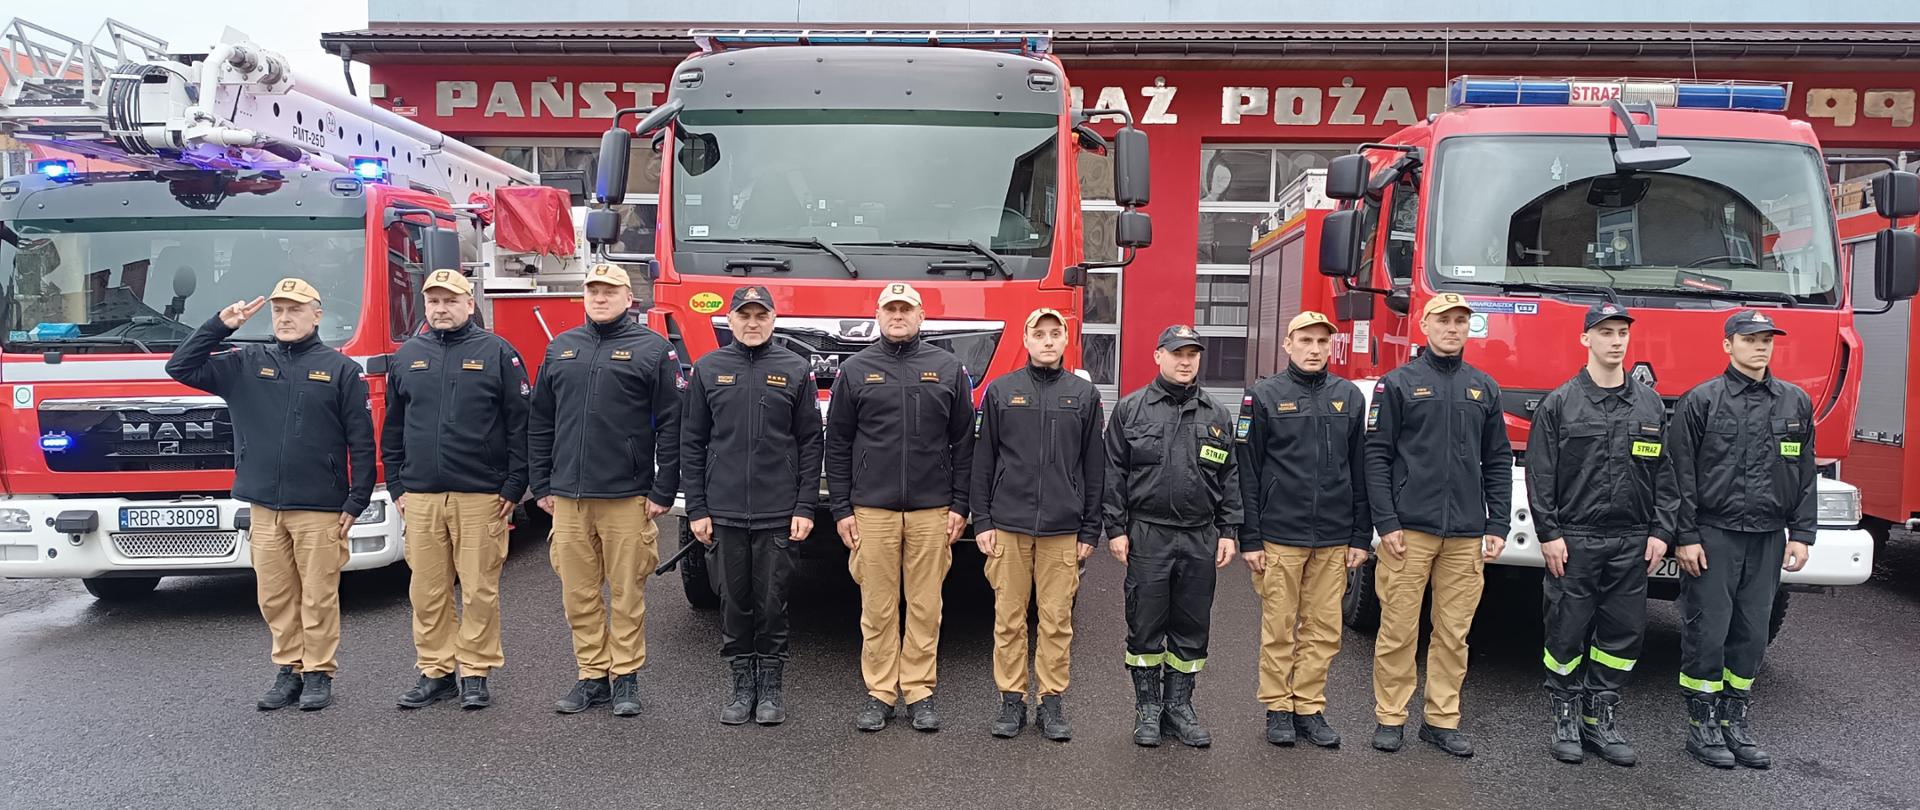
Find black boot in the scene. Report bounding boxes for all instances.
[1265,710,1296,746]
[754,659,786,726]
[1294,713,1341,748]
[256,665,302,711]
[990,692,1027,738]
[1685,693,1736,769]
[1717,694,1771,770]
[1036,695,1072,742]
[1418,724,1474,757]
[1160,670,1211,748]
[1582,692,1637,766]
[720,658,756,725]
[554,677,611,715]
[1550,693,1585,764]
[460,676,491,710]
[397,673,458,709]
[1128,666,1162,748]
[297,672,333,711]
[611,673,641,717]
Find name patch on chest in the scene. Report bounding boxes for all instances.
[1058,396,1078,408]
[611,350,632,362]
[920,370,941,383]
[1780,441,1802,457]
[1200,445,1230,464]
[1411,386,1434,399]
[1632,440,1662,458]
[715,374,736,386]
[257,367,278,379]
[307,370,333,383]
[1277,401,1300,413]
[864,372,886,384]
[1009,394,1031,406]
[558,349,577,360]
[766,373,788,387]
[409,359,429,371]
[461,359,485,371]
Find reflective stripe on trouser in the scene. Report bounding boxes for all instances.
[985,532,1081,696]
[849,506,953,704]
[1373,530,1485,728]
[1250,543,1347,714]
[249,506,349,674]
[404,492,510,677]
[1541,533,1649,696]
[1678,526,1784,696]
[1123,521,1218,674]
[714,524,796,661]
[549,496,659,680]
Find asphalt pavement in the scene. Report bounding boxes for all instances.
[3,522,1918,810]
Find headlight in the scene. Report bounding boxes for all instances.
[0,508,31,533]
[1817,490,1861,525]
[354,501,387,525]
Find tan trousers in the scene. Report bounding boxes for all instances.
[849,506,953,703]
[550,496,659,680]
[1250,543,1347,714]
[1373,530,1485,728]
[984,532,1080,696]
[404,492,509,678]
[250,507,348,674]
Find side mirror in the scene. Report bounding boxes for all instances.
[594,128,632,205]
[584,208,620,247]
[633,98,684,137]
[1112,126,1150,207]
[1384,287,1412,316]
[1325,154,1370,201]
[424,227,461,272]
[1875,228,1920,301]
[1318,208,1359,277]
[1874,171,1920,219]
[1063,265,1089,287]
[1116,209,1152,249]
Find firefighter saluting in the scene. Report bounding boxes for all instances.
[1105,325,1242,748]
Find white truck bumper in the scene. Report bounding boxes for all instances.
[0,490,404,580]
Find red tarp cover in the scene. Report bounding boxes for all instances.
[493,186,575,256]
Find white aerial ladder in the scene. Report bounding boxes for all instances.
[0,17,582,289]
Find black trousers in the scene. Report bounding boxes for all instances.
[712,524,795,661]
[1678,526,1785,696]
[1541,533,1649,696]
[1123,521,1218,673]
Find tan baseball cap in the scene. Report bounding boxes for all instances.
[876,282,922,308]
[1422,292,1474,318]
[268,277,321,304]
[422,269,473,295]
[586,263,632,288]
[1287,310,1336,336]
[1024,307,1066,330]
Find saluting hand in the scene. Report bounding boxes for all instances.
[219,297,266,329]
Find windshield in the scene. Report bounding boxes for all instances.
[0,217,368,353]
[1431,136,1840,306]
[670,109,1059,279]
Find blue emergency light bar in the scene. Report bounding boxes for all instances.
[691,28,1052,55]
[350,156,389,182]
[1447,77,1791,112]
[38,432,72,453]
[33,159,77,180]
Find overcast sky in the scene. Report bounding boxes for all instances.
[10,6,368,94]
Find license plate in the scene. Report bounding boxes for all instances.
[120,506,219,531]
[1650,557,1682,579]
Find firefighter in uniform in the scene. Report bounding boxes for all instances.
[167,278,375,712]
[1235,311,1369,749]
[1525,303,1679,766]
[384,269,531,711]
[1364,293,1512,757]
[826,282,974,733]
[1105,325,1242,749]
[971,307,1105,742]
[1670,309,1816,770]
[530,263,682,717]
[681,285,823,726]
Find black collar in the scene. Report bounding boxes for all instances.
[1422,350,1464,373]
[1285,361,1328,389]
[1721,364,1776,395]
[883,335,921,357]
[429,319,477,343]
[589,315,632,339]
[1027,363,1064,383]
[1577,368,1634,404]
[276,330,323,355]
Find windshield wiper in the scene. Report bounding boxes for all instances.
[1446,279,1619,302]
[842,240,1010,279]
[9,335,156,352]
[685,237,858,279]
[1611,285,1798,306]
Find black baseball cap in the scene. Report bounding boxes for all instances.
[1158,324,1204,352]
[1724,309,1786,337]
[730,285,776,313]
[1583,301,1634,330]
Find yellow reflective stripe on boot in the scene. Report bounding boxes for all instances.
[1125,652,1165,668]
[1722,668,1755,691]
[1542,648,1584,676]
[1588,646,1637,672]
[1679,673,1724,693]
[1163,653,1205,673]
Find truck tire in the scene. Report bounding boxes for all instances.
[678,523,722,610]
[1342,555,1382,635]
[82,576,160,601]
[1767,585,1789,644]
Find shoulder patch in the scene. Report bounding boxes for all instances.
[519,381,531,397]
[1234,415,1252,443]
[973,408,984,439]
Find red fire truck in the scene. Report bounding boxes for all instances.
[1246,76,1920,635]
[555,30,1152,606]
[0,19,581,599]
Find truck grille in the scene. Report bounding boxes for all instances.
[38,405,234,473]
[112,531,239,559]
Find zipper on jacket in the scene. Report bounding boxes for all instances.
[274,344,292,506]
[574,332,602,495]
